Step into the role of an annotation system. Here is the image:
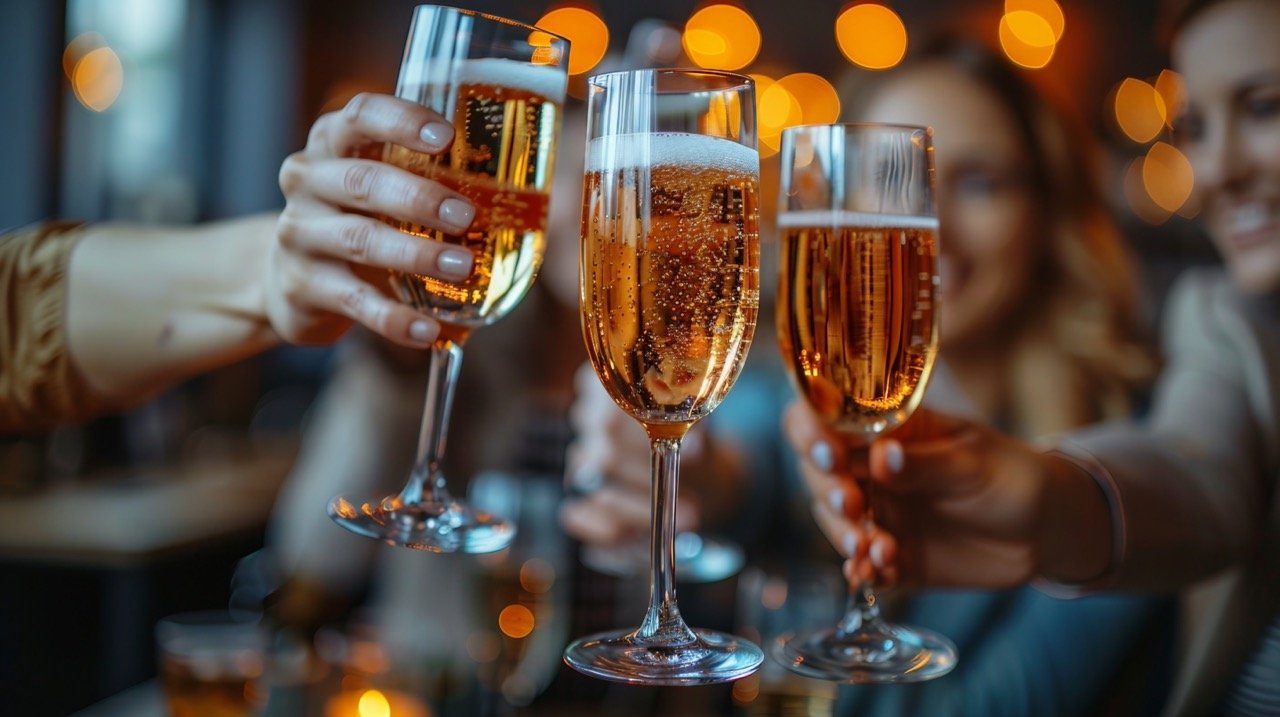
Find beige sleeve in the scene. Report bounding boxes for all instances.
[1071,272,1273,590]
[0,222,114,433]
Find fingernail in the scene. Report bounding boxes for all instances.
[420,122,453,150]
[436,248,473,278]
[828,488,844,514]
[409,320,437,343]
[439,198,475,231]
[871,540,886,569]
[810,441,834,472]
[843,531,857,558]
[884,440,904,474]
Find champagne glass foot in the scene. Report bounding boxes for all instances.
[773,623,957,684]
[328,495,515,554]
[582,533,745,583]
[564,628,763,685]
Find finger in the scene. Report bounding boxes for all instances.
[296,157,476,235]
[868,529,900,587]
[811,499,870,561]
[314,93,455,157]
[303,263,440,347]
[279,212,474,281]
[783,400,870,475]
[868,427,987,496]
[798,460,866,521]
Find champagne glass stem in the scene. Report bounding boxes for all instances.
[399,340,464,506]
[836,483,883,637]
[634,435,697,646]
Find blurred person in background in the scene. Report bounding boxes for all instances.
[786,1,1280,715]
[1,93,477,434]
[563,35,1172,716]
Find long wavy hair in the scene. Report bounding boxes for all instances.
[845,38,1157,436]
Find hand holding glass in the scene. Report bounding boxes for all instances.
[328,5,568,553]
[774,124,957,682]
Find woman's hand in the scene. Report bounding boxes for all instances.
[783,402,1113,590]
[560,363,706,545]
[267,93,478,347]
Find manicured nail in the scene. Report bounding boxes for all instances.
[828,488,844,514]
[811,441,834,472]
[420,122,453,150]
[843,532,857,558]
[438,198,475,232]
[409,320,437,343]
[870,540,886,569]
[436,248,473,278]
[884,439,904,474]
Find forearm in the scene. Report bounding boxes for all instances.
[65,213,282,405]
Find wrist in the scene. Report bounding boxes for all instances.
[1035,449,1116,585]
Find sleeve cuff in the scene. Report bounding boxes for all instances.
[1032,441,1127,597]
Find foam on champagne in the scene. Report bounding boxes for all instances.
[586,132,759,176]
[400,58,567,103]
[777,211,938,230]
[456,57,567,102]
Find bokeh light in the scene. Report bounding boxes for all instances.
[835,3,908,70]
[498,604,535,639]
[1143,141,1195,212]
[683,5,761,71]
[71,46,124,112]
[519,558,555,593]
[357,690,391,717]
[1113,77,1167,143]
[1003,10,1056,47]
[536,7,608,76]
[1155,69,1185,128]
[753,74,800,158]
[63,32,105,79]
[1005,0,1065,42]
[999,12,1055,68]
[777,73,841,125]
[1125,156,1172,224]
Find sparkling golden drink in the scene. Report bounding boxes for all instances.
[581,133,760,434]
[777,212,939,434]
[385,59,565,342]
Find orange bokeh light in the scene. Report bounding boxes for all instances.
[498,604,535,639]
[1005,0,1065,42]
[536,7,608,76]
[358,690,391,717]
[683,5,761,71]
[1003,10,1056,47]
[778,73,841,125]
[1143,141,1195,212]
[999,13,1055,68]
[1125,156,1171,224]
[1114,77,1167,143]
[1155,69,1186,128]
[836,3,908,70]
[71,46,124,112]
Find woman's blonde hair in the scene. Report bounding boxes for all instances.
[848,38,1157,436]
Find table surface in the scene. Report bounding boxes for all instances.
[0,451,293,568]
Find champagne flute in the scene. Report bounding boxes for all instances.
[774,124,957,682]
[327,6,569,554]
[563,68,764,684]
